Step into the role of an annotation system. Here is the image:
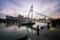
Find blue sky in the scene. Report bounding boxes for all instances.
[0,0,60,18]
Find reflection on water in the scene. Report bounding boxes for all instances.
[0,22,45,40]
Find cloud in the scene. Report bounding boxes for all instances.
[9,0,23,6]
[0,0,60,18]
[0,0,7,11]
[0,13,7,19]
[36,0,60,16]
[40,0,60,4]
[0,13,6,16]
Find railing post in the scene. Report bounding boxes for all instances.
[47,22,50,29]
[37,25,39,36]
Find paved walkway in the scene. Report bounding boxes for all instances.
[30,28,49,40]
[30,28,60,40]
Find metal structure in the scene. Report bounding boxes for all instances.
[28,5,53,22]
[28,5,33,19]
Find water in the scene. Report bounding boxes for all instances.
[0,22,45,40]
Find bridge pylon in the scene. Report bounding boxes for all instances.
[28,5,33,19]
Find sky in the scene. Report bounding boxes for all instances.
[0,0,60,18]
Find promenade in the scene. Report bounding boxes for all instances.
[30,27,60,40]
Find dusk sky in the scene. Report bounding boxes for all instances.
[0,0,60,18]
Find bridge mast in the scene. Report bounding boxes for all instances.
[28,5,33,19]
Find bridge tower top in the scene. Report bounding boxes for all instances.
[28,5,33,19]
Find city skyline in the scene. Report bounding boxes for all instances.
[0,0,60,19]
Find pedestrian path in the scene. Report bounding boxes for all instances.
[30,28,60,40]
[29,28,49,40]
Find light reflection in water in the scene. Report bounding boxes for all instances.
[0,22,45,40]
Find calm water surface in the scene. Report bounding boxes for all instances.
[0,22,45,40]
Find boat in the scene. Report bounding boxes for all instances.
[21,21,35,26]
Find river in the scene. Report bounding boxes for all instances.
[0,22,46,40]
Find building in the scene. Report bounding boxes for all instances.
[6,15,24,21]
[17,15,24,21]
[6,15,13,20]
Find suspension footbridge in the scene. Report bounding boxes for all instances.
[26,5,53,23]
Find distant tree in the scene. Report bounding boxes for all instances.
[51,18,60,27]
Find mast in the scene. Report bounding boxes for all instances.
[28,5,33,19]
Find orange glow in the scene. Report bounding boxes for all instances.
[51,16,60,19]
